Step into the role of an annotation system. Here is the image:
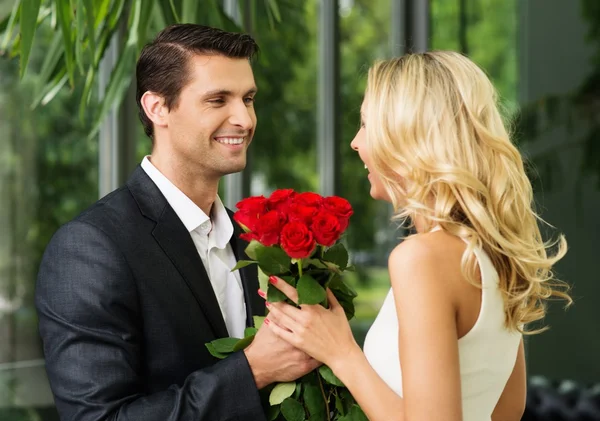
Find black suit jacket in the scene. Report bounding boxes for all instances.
[35,166,267,421]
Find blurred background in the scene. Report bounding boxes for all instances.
[0,0,598,420]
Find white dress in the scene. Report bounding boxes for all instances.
[363,230,522,421]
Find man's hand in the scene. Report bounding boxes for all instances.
[243,322,320,389]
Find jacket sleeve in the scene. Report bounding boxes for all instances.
[36,220,266,421]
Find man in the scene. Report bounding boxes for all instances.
[36,24,317,421]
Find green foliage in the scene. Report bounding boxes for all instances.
[296,274,326,305]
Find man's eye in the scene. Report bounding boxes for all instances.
[208,99,225,104]
[244,97,255,104]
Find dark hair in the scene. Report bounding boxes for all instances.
[136,24,259,139]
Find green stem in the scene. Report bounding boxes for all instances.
[318,372,331,421]
[298,259,303,277]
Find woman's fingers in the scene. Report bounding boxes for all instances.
[269,276,299,304]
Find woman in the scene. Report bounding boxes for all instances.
[261,51,571,421]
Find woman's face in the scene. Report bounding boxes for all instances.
[350,101,391,203]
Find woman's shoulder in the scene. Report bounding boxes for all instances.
[389,229,467,269]
[388,229,470,297]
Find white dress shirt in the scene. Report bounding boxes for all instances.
[141,156,247,338]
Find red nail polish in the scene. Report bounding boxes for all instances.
[265,301,271,307]
[257,289,266,298]
[264,318,270,325]
[269,276,278,285]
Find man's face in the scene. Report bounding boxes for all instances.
[165,54,257,179]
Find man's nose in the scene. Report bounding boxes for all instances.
[230,101,254,130]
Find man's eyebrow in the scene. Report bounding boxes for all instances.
[201,88,258,98]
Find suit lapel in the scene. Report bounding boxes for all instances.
[228,210,265,325]
[128,166,229,339]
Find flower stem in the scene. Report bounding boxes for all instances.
[317,372,331,421]
[298,259,303,278]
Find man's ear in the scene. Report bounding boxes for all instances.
[140,91,168,129]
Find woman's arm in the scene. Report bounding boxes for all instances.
[264,233,465,421]
[387,238,463,421]
[491,339,526,421]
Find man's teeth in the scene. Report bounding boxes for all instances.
[215,137,244,145]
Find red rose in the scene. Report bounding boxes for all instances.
[280,222,316,259]
[293,192,323,208]
[323,196,353,231]
[240,232,258,243]
[234,211,260,232]
[287,203,317,225]
[254,210,285,246]
[234,196,269,231]
[311,211,342,246]
[268,189,296,213]
[236,195,268,214]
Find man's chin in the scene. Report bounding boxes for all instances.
[220,162,247,177]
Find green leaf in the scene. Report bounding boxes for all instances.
[55,0,75,85]
[329,277,358,298]
[32,70,69,107]
[266,0,282,21]
[83,0,96,59]
[303,384,326,419]
[280,397,305,421]
[244,327,258,337]
[168,0,181,22]
[335,394,345,415]
[88,44,136,138]
[233,334,255,351]
[267,405,280,421]
[338,405,368,421]
[19,0,42,78]
[137,0,154,48]
[93,0,112,28]
[256,246,292,275]
[245,240,263,260]
[305,258,327,269]
[323,243,349,270]
[78,66,96,121]
[232,259,257,271]
[210,337,241,353]
[294,381,302,399]
[318,365,344,387]
[181,0,198,23]
[32,32,64,108]
[75,0,86,75]
[258,266,269,292]
[337,295,356,321]
[205,342,228,359]
[267,282,288,303]
[253,315,265,330]
[1,0,20,52]
[269,382,296,406]
[297,274,326,305]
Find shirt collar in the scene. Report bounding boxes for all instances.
[141,157,233,248]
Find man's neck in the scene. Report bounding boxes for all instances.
[148,154,219,217]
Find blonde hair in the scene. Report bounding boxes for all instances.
[364,51,571,334]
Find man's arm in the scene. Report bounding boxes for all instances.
[36,220,265,421]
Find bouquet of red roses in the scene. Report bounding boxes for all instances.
[206,189,367,421]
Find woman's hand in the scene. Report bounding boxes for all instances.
[260,276,361,369]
